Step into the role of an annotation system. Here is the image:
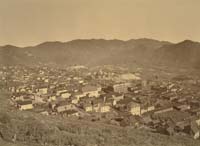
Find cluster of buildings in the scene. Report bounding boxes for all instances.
[1,65,200,140]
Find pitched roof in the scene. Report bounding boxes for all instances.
[16,100,32,105]
[82,85,100,92]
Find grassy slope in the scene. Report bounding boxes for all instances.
[0,91,200,146]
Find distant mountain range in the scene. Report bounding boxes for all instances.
[0,38,200,68]
[154,40,200,68]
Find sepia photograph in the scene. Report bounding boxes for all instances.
[0,0,200,146]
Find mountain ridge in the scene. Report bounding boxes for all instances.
[0,38,200,68]
[0,38,172,48]
[153,39,200,68]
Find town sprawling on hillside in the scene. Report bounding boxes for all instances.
[1,64,200,140]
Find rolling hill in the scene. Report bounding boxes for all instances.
[1,38,200,68]
[153,40,200,68]
[0,38,170,66]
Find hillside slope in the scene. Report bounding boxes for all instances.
[0,91,200,146]
[0,39,170,66]
[1,39,200,68]
[154,40,200,68]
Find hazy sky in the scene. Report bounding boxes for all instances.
[0,0,200,47]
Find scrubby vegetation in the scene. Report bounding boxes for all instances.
[1,110,200,146]
[0,91,200,146]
